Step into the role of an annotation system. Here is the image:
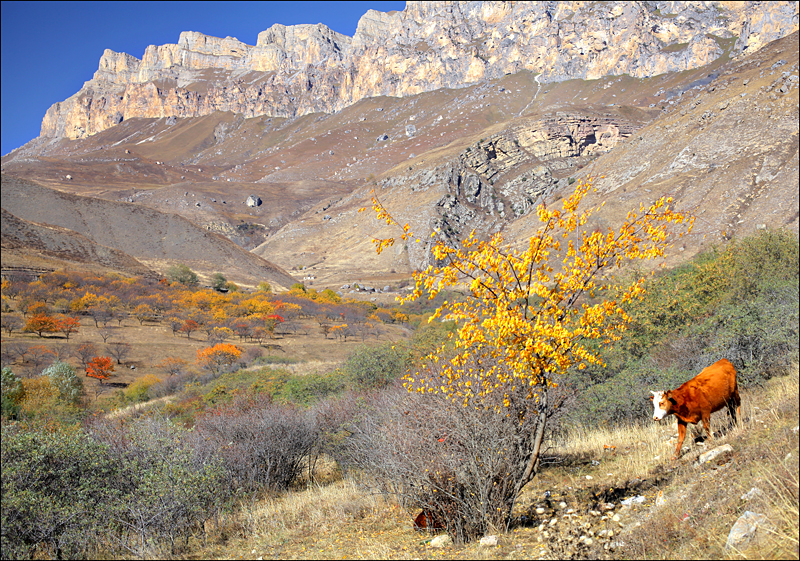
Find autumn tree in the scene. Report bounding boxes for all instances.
[86,356,115,384]
[158,356,188,377]
[179,319,200,339]
[23,314,60,337]
[106,340,132,365]
[57,316,81,340]
[133,303,156,325]
[97,326,115,343]
[28,301,51,317]
[360,178,694,538]
[74,342,97,369]
[26,345,55,372]
[1,314,23,335]
[197,343,242,375]
[263,313,284,336]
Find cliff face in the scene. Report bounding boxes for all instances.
[41,1,798,140]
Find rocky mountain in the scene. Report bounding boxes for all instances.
[38,2,798,139]
[1,1,798,289]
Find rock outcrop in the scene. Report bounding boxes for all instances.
[41,1,798,139]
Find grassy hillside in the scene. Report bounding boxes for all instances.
[2,229,797,560]
[189,366,799,560]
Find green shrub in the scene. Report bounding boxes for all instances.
[165,264,198,286]
[1,367,25,418]
[1,424,118,560]
[99,417,226,557]
[42,362,84,406]
[122,374,161,404]
[277,371,347,406]
[565,228,799,426]
[341,342,413,390]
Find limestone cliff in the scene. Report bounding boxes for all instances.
[41,1,798,139]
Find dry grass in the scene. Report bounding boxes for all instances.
[178,366,798,560]
[197,477,417,560]
[620,365,799,560]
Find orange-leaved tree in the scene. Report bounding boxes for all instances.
[361,177,694,536]
[85,356,115,384]
[158,356,188,377]
[197,343,242,374]
[57,316,81,340]
[23,314,60,338]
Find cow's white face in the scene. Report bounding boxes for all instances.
[650,391,670,421]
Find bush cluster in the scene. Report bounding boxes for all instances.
[337,355,565,543]
[2,399,321,559]
[566,229,799,426]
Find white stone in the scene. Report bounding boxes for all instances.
[697,444,733,465]
[429,534,452,548]
[479,535,498,547]
[741,487,764,501]
[725,511,768,550]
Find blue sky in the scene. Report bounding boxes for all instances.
[0,1,406,156]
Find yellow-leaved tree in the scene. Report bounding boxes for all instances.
[360,177,694,539]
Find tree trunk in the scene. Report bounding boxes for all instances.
[508,386,548,528]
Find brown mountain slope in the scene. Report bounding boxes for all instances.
[251,32,799,284]
[1,31,797,289]
[505,30,800,266]
[0,175,298,289]
[1,208,154,277]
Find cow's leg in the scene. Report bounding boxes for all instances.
[729,386,741,425]
[701,411,713,441]
[674,420,688,460]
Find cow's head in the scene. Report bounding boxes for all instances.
[650,390,674,421]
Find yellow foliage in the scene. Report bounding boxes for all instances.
[20,377,59,416]
[197,343,243,373]
[366,178,694,408]
[124,374,163,403]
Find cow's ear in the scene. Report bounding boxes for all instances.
[667,393,678,405]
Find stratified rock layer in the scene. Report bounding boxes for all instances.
[41,1,798,139]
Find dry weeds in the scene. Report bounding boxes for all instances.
[182,365,798,560]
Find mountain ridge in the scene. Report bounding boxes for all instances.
[38,1,798,139]
[1,2,797,290]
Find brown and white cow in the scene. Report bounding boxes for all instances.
[650,358,741,460]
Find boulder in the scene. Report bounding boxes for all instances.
[725,511,769,551]
[696,444,733,466]
[479,535,498,546]
[429,534,452,548]
[246,195,262,207]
